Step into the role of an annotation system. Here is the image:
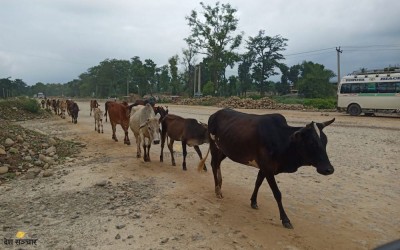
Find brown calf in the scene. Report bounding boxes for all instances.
[160,114,209,171]
[90,99,99,116]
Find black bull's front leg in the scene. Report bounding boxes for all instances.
[250,170,293,229]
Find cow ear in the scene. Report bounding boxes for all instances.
[290,130,302,142]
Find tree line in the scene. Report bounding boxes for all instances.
[1,2,336,99]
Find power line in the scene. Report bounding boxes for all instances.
[342,44,400,48]
[283,47,335,57]
[282,44,400,58]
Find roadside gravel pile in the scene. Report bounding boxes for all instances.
[0,100,82,184]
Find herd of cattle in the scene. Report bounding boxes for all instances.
[41,98,79,123]
[41,98,336,229]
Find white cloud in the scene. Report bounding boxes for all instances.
[1,0,399,85]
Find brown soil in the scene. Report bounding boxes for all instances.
[1,101,399,250]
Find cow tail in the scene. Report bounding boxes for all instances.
[197,146,210,172]
[104,102,108,122]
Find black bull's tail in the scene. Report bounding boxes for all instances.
[197,145,210,172]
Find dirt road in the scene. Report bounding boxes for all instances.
[1,101,399,250]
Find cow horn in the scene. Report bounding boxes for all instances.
[320,118,335,129]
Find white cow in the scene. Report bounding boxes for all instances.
[93,107,104,133]
[129,104,161,162]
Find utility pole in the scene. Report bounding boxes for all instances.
[126,79,129,96]
[193,65,197,97]
[336,46,343,84]
[197,64,201,94]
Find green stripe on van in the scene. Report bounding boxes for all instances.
[358,93,397,96]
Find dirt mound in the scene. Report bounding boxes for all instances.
[0,118,82,184]
[0,98,52,121]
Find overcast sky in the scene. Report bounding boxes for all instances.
[1,0,399,86]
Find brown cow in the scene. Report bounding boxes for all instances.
[160,114,209,171]
[52,99,59,115]
[66,99,73,117]
[59,99,67,119]
[46,99,51,110]
[104,100,128,122]
[153,105,168,122]
[104,101,134,145]
[40,99,45,109]
[90,99,99,116]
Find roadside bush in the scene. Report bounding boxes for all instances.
[22,98,41,113]
[303,98,336,109]
[247,94,263,100]
[271,96,305,105]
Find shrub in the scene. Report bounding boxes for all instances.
[303,98,336,109]
[22,99,41,113]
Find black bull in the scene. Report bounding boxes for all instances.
[198,108,335,229]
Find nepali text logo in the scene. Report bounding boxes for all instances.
[3,231,38,246]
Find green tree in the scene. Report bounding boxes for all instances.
[169,55,180,95]
[245,30,288,95]
[182,38,197,96]
[0,77,12,98]
[287,64,302,88]
[202,81,214,96]
[130,56,145,96]
[186,2,242,94]
[157,65,170,93]
[297,61,336,98]
[237,54,253,96]
[143,59,157,95]
[276,64,290,95]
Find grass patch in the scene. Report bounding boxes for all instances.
[303,98,336,109]
[0,97,51,120]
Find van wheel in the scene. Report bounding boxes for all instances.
[348,104,362,116]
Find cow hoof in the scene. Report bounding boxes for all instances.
[251,201,258,209]
[172,163,176,166]
[216,193,223,199]
[183,166,187,171]
[215,187,223,199]
[282,221,294,229]
[203,166,207,172]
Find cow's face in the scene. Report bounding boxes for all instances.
[292,119,335,175]
[146,117,161,145]
[199,122,210,143]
